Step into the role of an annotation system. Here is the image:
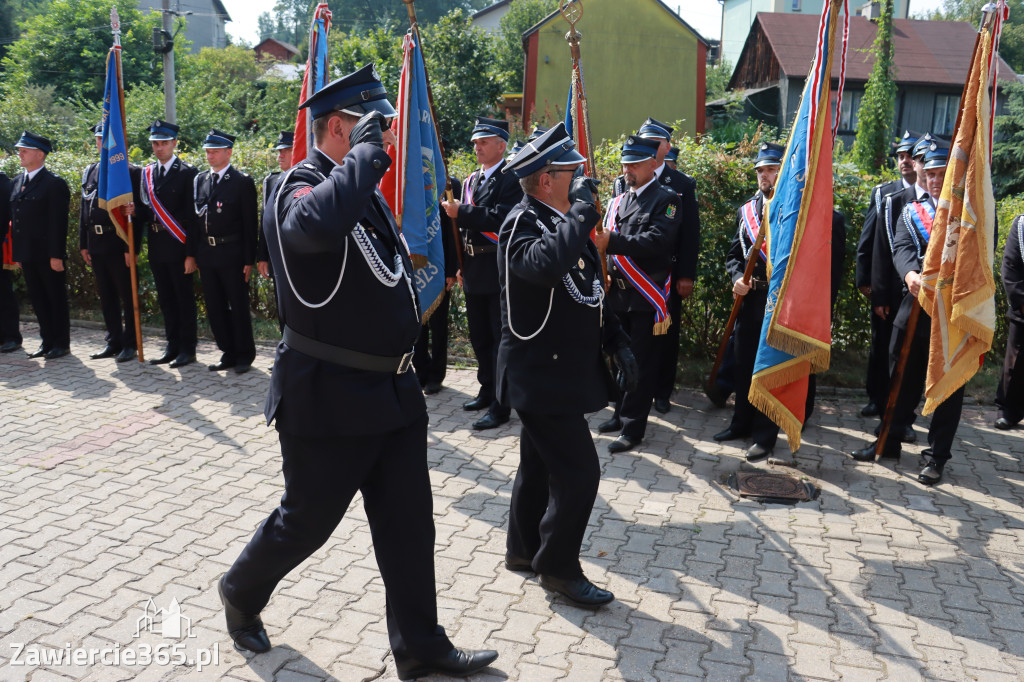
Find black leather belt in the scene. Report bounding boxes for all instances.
[204,233,241,247]
[464,242,498,257]
[283,326,413,374]
[750,278,769,291]
[93,224,111,235]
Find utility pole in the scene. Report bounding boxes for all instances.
[161,0,176,122]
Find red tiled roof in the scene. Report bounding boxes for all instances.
[755,13,1015,85]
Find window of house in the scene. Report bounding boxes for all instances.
[791,0,802,10]
[837,90,863,132]
[933,94,960,137]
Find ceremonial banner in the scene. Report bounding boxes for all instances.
[380,32,447,323]
[749,0,848,451]
[97,45,133,244]
[917,4,1005,415]
[292,2,331,165]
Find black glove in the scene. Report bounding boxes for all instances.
[614,346,639,393]
[349,111,388,150]
[569,175,599,210]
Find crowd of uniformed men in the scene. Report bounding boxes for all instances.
[1,62,1024,676]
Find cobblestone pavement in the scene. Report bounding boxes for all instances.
[1,323,1023,682]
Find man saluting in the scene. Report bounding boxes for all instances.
[217,64,497,680]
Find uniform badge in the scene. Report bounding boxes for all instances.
[578,258,585,269]
[666,204,677,219]
[293,186,313,199]
[216,201,223,214]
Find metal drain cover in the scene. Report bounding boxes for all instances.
[728,471,817,504]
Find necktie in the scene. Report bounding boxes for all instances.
[618,191,635,220]
[158,165,166,180]
[473,169,483,195]
[212,173,219,189]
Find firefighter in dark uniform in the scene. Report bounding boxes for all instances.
[256,130,294,282]
[413,176,459,395]
[9,132,72,359]
[597,135,680,453]
[636,117,701,414]
[194,129,258,374]
[218,65,497,680]
[665,145,680,170]
[0,170,21,353]
[851,144,963,485]
[441,117,523,430]
[498,122,635,608]
[856,130,918,417]
[140,119,200,368]
[712,143,783,462]
[996,214,1024,430]
[79,123,146,362]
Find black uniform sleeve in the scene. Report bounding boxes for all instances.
[891,204,921,284]
[457,171,522,233]
[674,174,700,281]
[1003,216,1024,314]
[277,144,391,253]
[0,173,11,242]
[504,201,601,288]
[257,175,273,263]
[726,216,746,284]
[129,165,146,253]
[241,174,259,265]
[870,193,899,306]
[48,173,71,261]
[856,185,881,289]
[183,165,199,259]
[831,209,846,309]
[78,167,90,253]
[606,189,680,260]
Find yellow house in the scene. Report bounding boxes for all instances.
[521,0,708,143]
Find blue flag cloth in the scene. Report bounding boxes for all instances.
[387,32,447,322]
[97,47,133,243]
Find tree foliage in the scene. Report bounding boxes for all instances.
[851,0,897,172]
[0,0,166,102]
[492,0,558,93]
[922,0,1024,73]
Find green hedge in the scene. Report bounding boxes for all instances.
[2,135,1016,376]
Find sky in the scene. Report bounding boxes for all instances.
[219,0,950,47]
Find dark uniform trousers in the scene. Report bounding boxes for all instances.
[615,310,660,441]
[466,290,503,408]
[201,258,255,365]
[997,321,1024,424]
[0,269,20,346]
[91,253,135,348]
[414,290,450,387]
[21,262,69,350]
[654,291,683,402]
[222,414,450,661]
[882,312,965,462]
[507,411,600,578]
[225,145,452,664]
[150,257,197,354]
[866,310,896,408]
[729,288,779,448]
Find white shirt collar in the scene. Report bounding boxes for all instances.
[212,164,230,181]
[654,163,666,179]
[481,161,502,182]
[534,198,567,222]
[160,157,176,173]
[314,145,340,168]
[915,183,928,199]
[901,178,913,190]
[631,175,658,198]
[25,167,43,182]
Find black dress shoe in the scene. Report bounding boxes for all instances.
[0,340,22,353]
[115,347,137,363]
[27,345,49,359]
[704,382,729,408]
[218,578,271,654]
[504,554,534,572]
[901,426,917,443]
[44,347,70,359]
[995,417,1014,430]
[597,415,622,433]
[169,353,196,368]
[860,402,881,417]
[208,360,236,371]
[539,574,614,608]
[745,443,772,462]
[851,444,878,462]
[918,460,945,485]
[89,344,120,359]
[233,364,252,374]
[608,435,639,453]
[148,349,178,365]
[423,382,442,395]
[463,396,489,411]
[713,427,748,442]
[396,647,499,681]
[473,411,509,430]
[653,398,671,414]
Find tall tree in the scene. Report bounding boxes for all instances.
[852,0,897,172]
[492,0,557,93]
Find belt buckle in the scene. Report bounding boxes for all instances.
[207,236,217,247]
[465,242,475,258]
[94,225,104,235]
[396,351,414,374]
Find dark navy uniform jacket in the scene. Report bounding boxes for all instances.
[78,162,146,255]
[265,145,424,437]
[140,157,199,261]
[497,195,626,414]
[457,160,523,295]
[726,192,769,286]
[0,173,11,244]
[9,167,71,263]
[256,170,283,264]
[605,181,680,313]
[872,184,918,309]
[855,178,902,292]
[890,196,934,331]
[1004,217,1024,325]
[194,164,258,269]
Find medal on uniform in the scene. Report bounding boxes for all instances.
[216,201,223,214]
[578,258,585,269]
